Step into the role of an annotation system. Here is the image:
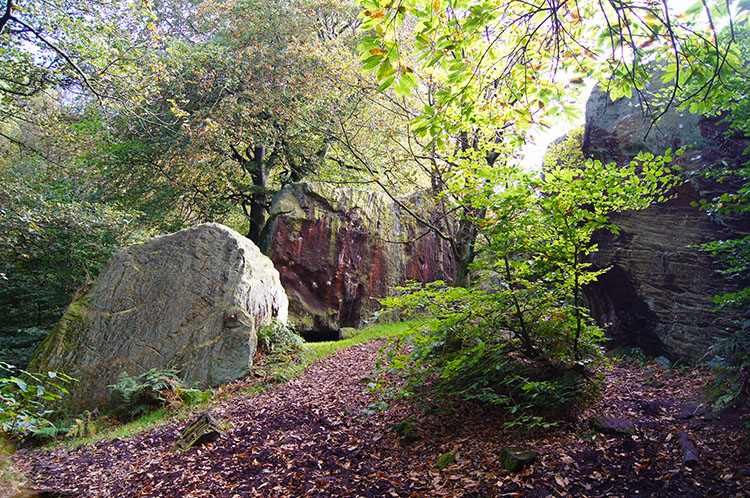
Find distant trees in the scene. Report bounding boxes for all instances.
[91,0,367,242]
[0,93,137,331]
[0,0,155,341]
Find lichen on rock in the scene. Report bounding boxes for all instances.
[29,223,288,413]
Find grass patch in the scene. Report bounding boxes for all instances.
[49,398,210,450]
[242,319,418,395]
[306,319,418,359]
[46,319,420,449]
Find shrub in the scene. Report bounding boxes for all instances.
[0,362,75,439]
[374,317,597,429]
[703,325,750,410]
[257,319,306,355]
[371,146,680,429]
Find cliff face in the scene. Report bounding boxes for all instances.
[582,84,750,360]
[261,182,454,339]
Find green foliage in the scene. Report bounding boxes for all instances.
[359,0,738,145]
[694,165,750,310]
[686,23,750,311]
[702,236,750,310]
[0,362,75,439]
[378,140,679,427]
[257,319,306,355]
[374,324,593,429]
[453,144,680,361]
[0,0,156,121]
[682,23,750,408]
[30,421,70,442]
[0,161,137,328]
[0,327,50,369]
[91,0,366,240]
[107,368,202,419]
[703,325,750,410]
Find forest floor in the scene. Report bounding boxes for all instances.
[7,339,750,498]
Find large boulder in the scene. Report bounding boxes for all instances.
[29,223,288,413]
[261,182,454,339]
[581,83,750,360]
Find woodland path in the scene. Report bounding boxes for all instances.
[13,339,750,497]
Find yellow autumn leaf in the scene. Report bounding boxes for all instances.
[369,48,388,56]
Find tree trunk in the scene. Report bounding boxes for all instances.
[442,216,478,353]
[248,194,266,244]
[232,144,268,245]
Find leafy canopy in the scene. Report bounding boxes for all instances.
[359,0,742,147]
[91,0,366,239]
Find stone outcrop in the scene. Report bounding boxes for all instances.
[261,182,454,339]
[581,82,750,361]
[30,223,288,413]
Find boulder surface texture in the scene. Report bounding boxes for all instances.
[582,81,750,360]
[30,223,288,413]
[261,182,454,338]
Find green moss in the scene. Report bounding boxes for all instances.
[28,298,91,372]
[436,451,457,469]
[500,447,537,472]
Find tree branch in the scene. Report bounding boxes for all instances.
[0,0,12,35]
[8,14,103,104]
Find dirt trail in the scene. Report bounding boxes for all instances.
[12,340,750,497]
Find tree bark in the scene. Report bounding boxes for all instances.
[677,431,700,467]
[247,145,268,244]
[231,144,269,244]
[0,0,12,35]
[172,412,223,451]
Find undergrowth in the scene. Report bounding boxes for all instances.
[371,325,601,431]
[703,326,750,410]
[40,319,417,449]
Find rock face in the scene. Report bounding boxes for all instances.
[30,223,288,413]
[582,83,750,360]
[261,182,454,339]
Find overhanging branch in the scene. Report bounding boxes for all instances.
[8,14,103,104]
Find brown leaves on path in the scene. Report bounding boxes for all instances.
[13,341,750,497]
